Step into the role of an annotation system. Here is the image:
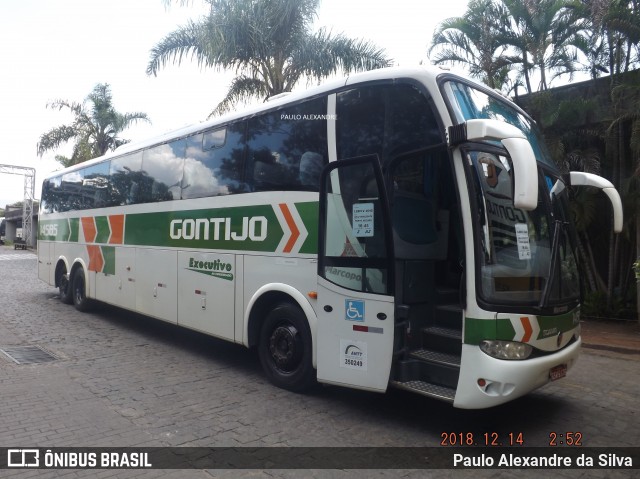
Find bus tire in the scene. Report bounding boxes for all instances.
[258,302,315,392]
[72,268,92,312]
[58,270,73,304]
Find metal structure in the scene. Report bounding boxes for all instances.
[0,164,36,247]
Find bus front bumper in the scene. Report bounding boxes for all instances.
[453,338,581,409]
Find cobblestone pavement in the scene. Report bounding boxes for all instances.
[0,247,638,478]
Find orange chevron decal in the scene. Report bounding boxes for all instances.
[520,316,533,342]
[109,214,124,244]
[279,203,300,253]
[86,245,104,272]
[81,217,97,243]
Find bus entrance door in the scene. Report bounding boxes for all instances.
[316,156,395,392]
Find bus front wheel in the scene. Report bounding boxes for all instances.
[258,302,315,392]
[72,268,92,312]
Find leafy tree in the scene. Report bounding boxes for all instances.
[37,84,151,167]
[147,0,391,116]
[500,0,583,93]
[429,0,583,94]
[429,0,515,90]
[573,0,640,79]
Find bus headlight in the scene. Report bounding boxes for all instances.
[480,340,533,360]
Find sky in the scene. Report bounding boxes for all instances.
[0,0,471,208]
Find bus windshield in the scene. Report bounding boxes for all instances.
[443,80,580,310]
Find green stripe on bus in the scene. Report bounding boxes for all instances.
[95,216,110,244]
[38,219,79,242]
[123,205,284,252]
[536,309,580,339]
[465,309,579,344]
[296,201,319,254]
[68,218,79,242]
[464,317,498,344]
[464,317,518,344]
[496,317,517,342]
[101,246,116,275]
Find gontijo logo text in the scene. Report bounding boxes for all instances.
[170,216,267,242]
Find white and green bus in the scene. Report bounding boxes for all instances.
[38,66,622,409]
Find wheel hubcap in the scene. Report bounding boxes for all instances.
[269,324,301,372]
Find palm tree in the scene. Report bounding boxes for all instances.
[573,0,640,79]
[429,0,515,90]
[37,84,151,167]
[501,0,582,93]
[147,0,391,116]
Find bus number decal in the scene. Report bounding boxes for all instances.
[340,339,368,371]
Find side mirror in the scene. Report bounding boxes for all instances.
[450,119,538,211]
[569,172,623,233]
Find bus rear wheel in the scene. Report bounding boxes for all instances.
[258,302,315,392]
[58,270,73,304]
[71,268,92,312]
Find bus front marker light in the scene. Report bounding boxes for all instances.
[480,340,533,360]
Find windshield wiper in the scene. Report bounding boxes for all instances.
[538,219,567,308]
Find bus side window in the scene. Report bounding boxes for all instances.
[141,139,185,202]
[246,96,327,192]
[60,170,84,212]
[82,162,111,209]
[109,152,143,206]
[182,123,247,199]
[336,87,385,161]
[42,176,63,213]
[336,84,443,165]
[299,151,325,189]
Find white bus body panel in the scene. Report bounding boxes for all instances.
[37,242,54,285]
[177,250,235,340]
[95,246,136,310]
[136,248,178,324]
[316,276,395,392]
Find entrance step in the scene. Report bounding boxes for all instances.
[390,380,455,402]
[409,348,461,367]
[434,304,462,329]
[422,325,462,355]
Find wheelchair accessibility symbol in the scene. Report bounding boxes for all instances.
[345,299,365,322]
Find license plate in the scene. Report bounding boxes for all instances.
[549,364,567,381]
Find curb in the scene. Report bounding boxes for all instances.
[582,343,640,356]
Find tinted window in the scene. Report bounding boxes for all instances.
[82,162,111,209]
[109,152,144,205]
[247,97,328,191]
[182,123,247,199]
[336,84,442,164]
[40,179,52,213]
[41,176,63,213]
[59,170,84,212]
[141,140,185,202]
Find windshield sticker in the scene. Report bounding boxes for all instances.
[515,223,532,260]
[352,203,374,237]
